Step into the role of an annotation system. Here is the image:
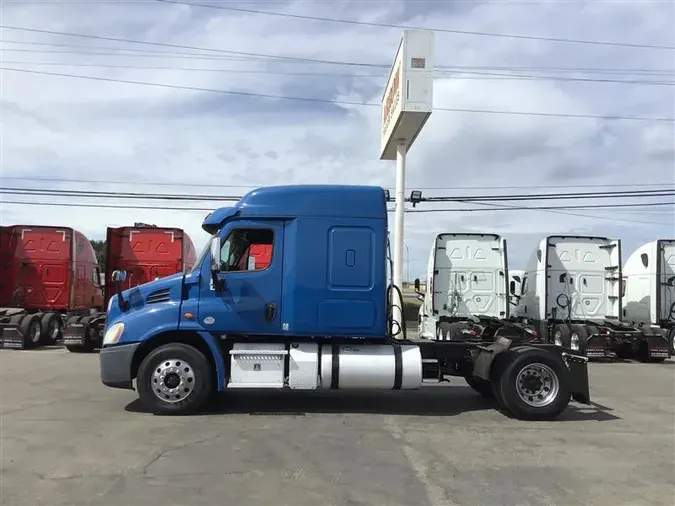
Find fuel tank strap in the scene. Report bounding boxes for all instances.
[331,343,340,389]
[393,343,402,390]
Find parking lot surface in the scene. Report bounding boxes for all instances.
[1,348,673,506]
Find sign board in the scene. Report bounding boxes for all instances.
[380,29,434,160]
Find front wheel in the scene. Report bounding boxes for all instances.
[495,349,571,421]
[137,343,213,415]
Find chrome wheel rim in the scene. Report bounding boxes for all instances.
[49,319,61,340]
[515,362,560,408]
[29,321,41,344]
[151,358,195,403]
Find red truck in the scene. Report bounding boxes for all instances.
[0,225,104,349]
[64,225,197,352]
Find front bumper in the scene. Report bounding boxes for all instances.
[99,342,140,390]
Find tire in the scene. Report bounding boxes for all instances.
[489,353,511,410]
[137,343,213,415]
[551,324,571,347]
[464,375,493,398]
[41,313,62,345]
[496,348,572,421]
[19,314,42,349]
[568,324,588,355]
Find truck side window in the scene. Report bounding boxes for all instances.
[220,228,274,272]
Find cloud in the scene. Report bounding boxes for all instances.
[1,0,673,281]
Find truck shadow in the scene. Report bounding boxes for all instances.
[125,385,620,421]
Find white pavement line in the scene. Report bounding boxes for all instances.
[384,415,458,506]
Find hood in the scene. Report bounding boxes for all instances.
[107,271,185,323]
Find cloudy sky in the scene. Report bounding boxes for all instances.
[1,0,673,279]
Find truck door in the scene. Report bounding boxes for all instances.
[198,220,284,335]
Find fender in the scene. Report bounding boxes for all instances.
[472,336,514,381]
[196,331,226,391]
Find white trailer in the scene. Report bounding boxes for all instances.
[622,239,675,356]
[515,235,670,361]
[415,233,533,343]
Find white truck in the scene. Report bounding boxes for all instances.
[621,239,675,357]
[415,233,533,342]
[512,235,670,361]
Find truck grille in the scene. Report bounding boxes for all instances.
[146,288,170,304]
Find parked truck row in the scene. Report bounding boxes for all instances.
[415,233,673,363]
[0,222,276,352]
[0,224,198,350]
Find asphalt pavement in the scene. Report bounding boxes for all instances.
[1,348,673,506]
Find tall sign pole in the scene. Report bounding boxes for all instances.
[380,29,434,337]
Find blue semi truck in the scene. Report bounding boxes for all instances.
[92,185,591,420]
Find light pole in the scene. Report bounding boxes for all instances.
[403,242,410,283]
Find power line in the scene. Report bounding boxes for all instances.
[4,60,673,86]
[157,0,675,51]
[4,39,675,75]
[408,202,674,212]
[0,200,214,211]
[4,66,674,122]
[0,25,384,68]
[2,186,673,203]
[1,200,671,226]
[425,189,675,202]
[2,175,673,191]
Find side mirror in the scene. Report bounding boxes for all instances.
[111,270,128,311]
[209,236,221,273]
[209,237,225,291]
[112,270,127,283]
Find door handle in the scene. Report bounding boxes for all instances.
[265,303,276,322]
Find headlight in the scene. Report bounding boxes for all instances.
[103,323,125,346]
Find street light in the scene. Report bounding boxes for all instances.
[409,190,423,207]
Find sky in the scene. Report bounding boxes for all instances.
[1,0,674,280]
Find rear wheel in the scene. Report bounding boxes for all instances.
[551,324,570,347]
[496,349,571,421]
[137,343,213,415]
[568,325,589,355]
[19,314,42,349]
[40,313,62,345]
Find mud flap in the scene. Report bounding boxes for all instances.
[645,334,670,359]
[63,322,86,347]
[0,324,25,349]
[472,336,512,382]
[585,334,609,358]
[564,353,591,405]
